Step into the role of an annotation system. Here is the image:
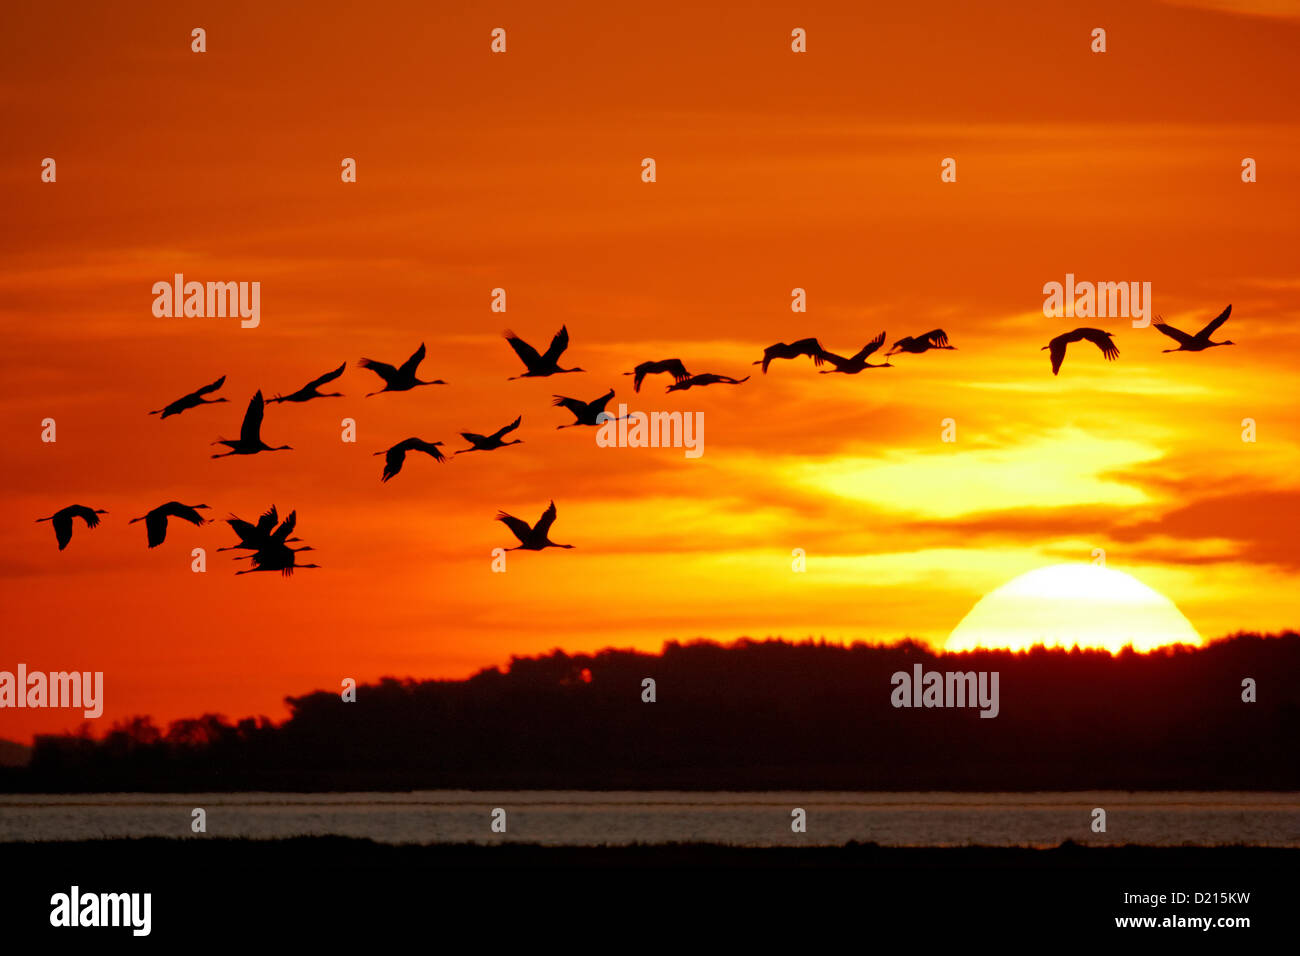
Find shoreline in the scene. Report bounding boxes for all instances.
[6,834,1298,858]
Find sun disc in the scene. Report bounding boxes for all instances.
[946,563,1202,653]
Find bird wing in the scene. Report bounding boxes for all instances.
[164,502,207,527]
[226,517,258,543]
[359,357,398,382]
[67,504,102,528]
[589,389,615,413]
[922,329,949,347]
[240,391,265,443]
[53,514,73,550]
[818,349,848,370]
[504,330,543,369]
[381,446,407,482]
[460,431,488,444]
[541,325,570,365]
[496,511,533,543]
[663,358,690,381]
[534,500,559,538]
[789,338,825,364]
[196,375,227,396]
[490,416,523,441]
[398,343,427,378]
[854,331,887,360]
[1198,304,1232,338]
[306,362,346,389]
[255,505,279,535]
[552,395,587,417]
[418,441,446,462]
[1048,336,1067,375]
[1153,322,1193,345]
[273,511,297,543]
[1081,329,1119,360]
[145,511,168,547]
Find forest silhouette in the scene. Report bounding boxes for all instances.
[7,633,1297,792]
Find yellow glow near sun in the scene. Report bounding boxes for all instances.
[946,563,1204,653]
[794,430,1161,518]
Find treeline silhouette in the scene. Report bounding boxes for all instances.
[7,633,1298,791]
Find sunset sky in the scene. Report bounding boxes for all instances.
[2,0,1299,742]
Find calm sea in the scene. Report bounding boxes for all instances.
[1,791,1296,846]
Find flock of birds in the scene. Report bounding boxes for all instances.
[37,306,1237,572]
[1040,304,1234,374]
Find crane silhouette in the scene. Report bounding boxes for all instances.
[235,544,319,576]
[624,359,690,392]
[552,389,620,428]
[211,391,293,457]
[1154,304,1234,352]
[261,508,300,548]
[888,329,955,355]
[232,510,318,575]
[1043,328,1119,375]
[665,373,750,391]
[496,500,574,551]
[819,333,891,373]
[37,505,107,551]
[376,438,447,482]
[754,338,826,373]
[268,362,347,403]
[129,502,209,548]
[455,416,523,454]
[504,326,584,379]
[359,343,446,395]
[149,375,228,418]
[219,505,301,552]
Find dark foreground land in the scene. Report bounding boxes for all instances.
[13,634,1300,792]
[2,838,1295,942]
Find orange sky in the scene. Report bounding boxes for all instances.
[3,0,1299,742]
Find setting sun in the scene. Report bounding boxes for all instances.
[946,564,1205,653]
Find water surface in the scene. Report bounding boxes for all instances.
[2,791,1296,846]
